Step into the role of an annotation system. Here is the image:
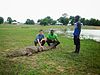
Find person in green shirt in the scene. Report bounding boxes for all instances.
[46,30,60,48]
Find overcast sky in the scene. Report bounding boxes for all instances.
[0,0,100,22]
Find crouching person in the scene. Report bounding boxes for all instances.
[34,30,46,49]
[46,30,60,48]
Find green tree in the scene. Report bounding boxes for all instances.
[37,16,55,26]
[57,17,69,25]
[89,18,97,25]
[84,19,90,25]
[79,17,100,26]
[12,20,17,22]
[95,19,100,26]
[69,16,74,25]
[40,19,48,26]
[80,18,85,25]
[0,17,4,24]
[25,19,35,25]
[7,17,12,24]
[30,20,35,24]
[51,20,57,25]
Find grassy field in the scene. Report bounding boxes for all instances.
[0,24,100,75]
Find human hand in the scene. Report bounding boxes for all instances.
[40,46,44,49]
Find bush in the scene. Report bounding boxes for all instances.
[0,17,4,24]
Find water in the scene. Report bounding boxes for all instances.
[66,29,100,42]
[81,29,100,42]
[48,28,100,42]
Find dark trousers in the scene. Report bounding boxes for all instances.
[34,40,45,46]
[46,38,60,47]
[74,36,80,53]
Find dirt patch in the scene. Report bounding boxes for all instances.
[56,66,65,72]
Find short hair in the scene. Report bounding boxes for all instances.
[50,29,54,32]
[75,15,80,20]
[39,29,43,32]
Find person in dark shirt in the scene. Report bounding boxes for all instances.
[34,30,46,48]
[73,15,82,53]
[46,30,60,48]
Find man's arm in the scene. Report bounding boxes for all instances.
[37,39,44,49]
[55,34,59,41]
[77,22,81,35]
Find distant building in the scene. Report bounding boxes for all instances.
[56,21,63,25]
[12,21,18,25]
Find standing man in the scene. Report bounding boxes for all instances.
[73,15,82,53]
[46,30,60,48]
[34,30,46,48]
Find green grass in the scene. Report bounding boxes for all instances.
[0,24,100,75]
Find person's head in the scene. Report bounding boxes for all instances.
[39,30,44,34]
[74,15,80,22]
[50,30,54,36]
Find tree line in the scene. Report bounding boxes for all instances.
[0,16,100,26]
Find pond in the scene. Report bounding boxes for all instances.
[81,29,100,42]
[47,28,100,42]
[66,29,100,42]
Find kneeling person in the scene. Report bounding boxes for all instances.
[47,30,60,48]
[34,30,46,48]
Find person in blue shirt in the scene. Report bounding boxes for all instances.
[34,30,46,48]
[73,15,82,53]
